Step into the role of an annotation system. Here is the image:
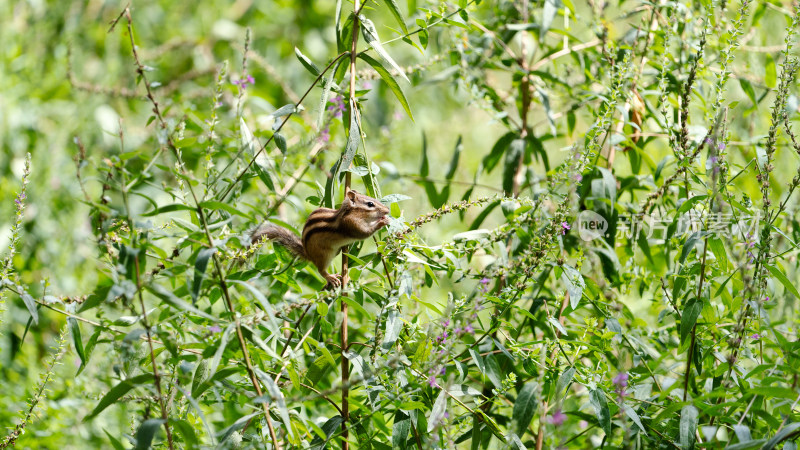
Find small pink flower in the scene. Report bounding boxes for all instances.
[427,376,438,388]
[549,409,567,427]
[561,222,571,235]
[751,333,761,340]
[208,325,222,333]
[464,324,474,334]
[612,372,628,388]
[318,127,331,144]
[327,95,345,118]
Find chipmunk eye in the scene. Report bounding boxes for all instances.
[367,202,375,207]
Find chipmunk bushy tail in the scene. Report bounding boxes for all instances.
[250,224,307,260]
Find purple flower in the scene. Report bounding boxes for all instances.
[575,173,583,182]
[208,325,222,333]
[453,327,462,334]
[318,127,331,144]
[439,367,446,375]
[751,333,761,340]
[327,95,345,118]
[479,277,491,293]
[705,137,714,146]
[464,324,474,334]
[548,409,567,427]
[234,73,255,90]
[612,372,628,388]
[718,143,726,150]
[561,222,571,235]
[443,319,450,327]
[427,376,438,388]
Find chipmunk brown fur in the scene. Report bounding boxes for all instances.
[251,189,390,289]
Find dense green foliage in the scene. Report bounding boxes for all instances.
[3,0,800,448]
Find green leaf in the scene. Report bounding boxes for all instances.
[240,117,257,156]
[739,78,757,107]
[77,327,101,376]
[622,404,647,434]
[382,308,402,350]
[360,17,410,83]
[317,58,343,128]
[294,47,321,76]
[555,367,575,400]
[337,99,360,175]
[146,284,217,322]
[726,440,767,450]
[680,231,703,264]
[68,317,85,368]
[676,195,707,215]
[257,370,295,440]
[380,0,409,34]
[141,203,196,217]
[380,193,412,204]
[198,201,248,218]
[590,389,611,435]
[428,389,447,432]
[191,247,215,303]
[85,374,155,420]
[561,264,585,310]
[104,429,127,450]
[445,135,462,180]
[358,53,413,120]
[512,381,537,436]
[763,422,800,450]
[502,138,525,194]
[311,416,343,450]
[765,263,800,300]
[708,237,728,270]
[135,419,165,450]
[483,132,516,173]
[540,0,560,40]
[20,290,38,325]
[484,354,504,388]
[680,405,698,450]
[420,132,430,177]
[305,356,331,385]
[680,298,702,345]
[217,412,260,444]
[274,132,288,155]
[392,411,411,449]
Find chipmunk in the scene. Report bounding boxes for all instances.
[251,189,390,289]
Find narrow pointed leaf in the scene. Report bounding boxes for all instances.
[135,419,165,450]
[295,47,321,76]
[360,17,410,83]
[85,374,155,420]
[358,53,413,120]
[380,0,409,34]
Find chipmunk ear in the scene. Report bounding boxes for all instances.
[346,189,358,203]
